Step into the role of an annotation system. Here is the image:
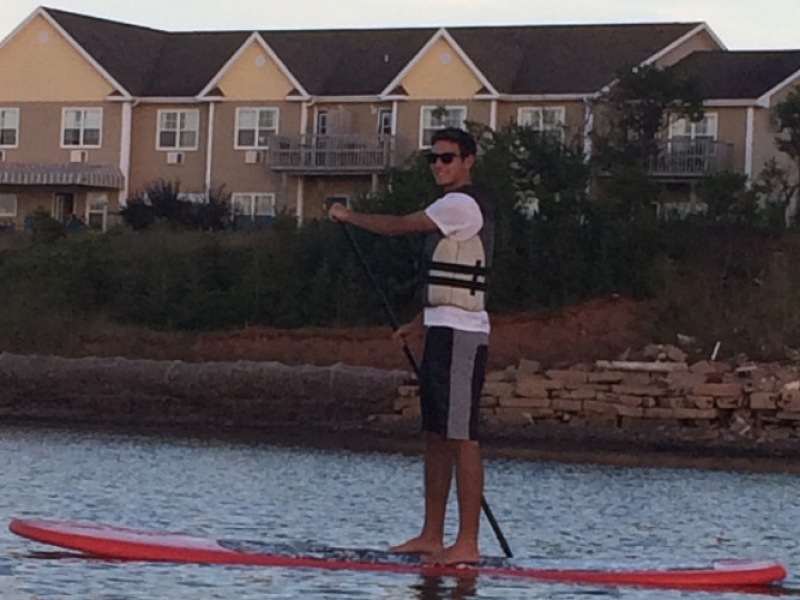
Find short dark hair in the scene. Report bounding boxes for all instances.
[431,127,477,158]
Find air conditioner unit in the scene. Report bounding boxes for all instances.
[244,150,266,164]
[166,152,185,165]
[70,150,89,163]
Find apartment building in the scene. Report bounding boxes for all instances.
[0,7,797,231]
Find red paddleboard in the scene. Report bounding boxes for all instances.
[9,518,787,590]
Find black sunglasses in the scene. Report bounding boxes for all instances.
[426,151,461,165]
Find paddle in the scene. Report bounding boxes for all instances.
[338,221,513,559]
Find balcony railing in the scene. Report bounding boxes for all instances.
[650,139,734,178]
[267,133,397,174]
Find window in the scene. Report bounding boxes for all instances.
[86,193,108,231]
[158,110,199,150]
[377,109,393,135]
[236,107,279,149]
[0,109,19,147]
[0,194,17,217]
[232,193,275,218]
[420,106,466,148]
[669,113,718,141]
[518,107,566,142]
[62,108,102,147]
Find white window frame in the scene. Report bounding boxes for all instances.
[377,108,393,135]
[177,192,207,203]
[0,193,17,218]
[157,109,200,151]
[86,192,108,231]
[61,107,103,148]
[419,106,467,149]
[231,193,276,218]
[0,108,19,148]
[517,106,566,142]
[235,107,280,149]
[669,113,718,141]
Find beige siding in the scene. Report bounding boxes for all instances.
[395,100,492,156]
[302,177,377,221]
[0,101,122,165]
[496,100,587,146]
[713,107,748,172]
[0,188,121,229]
[128,104,208,196]
[653,29,723,68]
[218,41,296,100]
[401,38,484,99]
[0,15,115,102]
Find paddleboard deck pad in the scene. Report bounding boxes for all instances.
[9,519,787,589]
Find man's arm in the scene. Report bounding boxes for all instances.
[328,203,438,236]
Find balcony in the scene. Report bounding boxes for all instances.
[650,139,734,178]
[267,133,397,175]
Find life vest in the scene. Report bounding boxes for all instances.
[422,185,494,312]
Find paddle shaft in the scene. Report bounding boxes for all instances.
[340,223,513,559]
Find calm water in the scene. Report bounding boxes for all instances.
[1,424,799,599]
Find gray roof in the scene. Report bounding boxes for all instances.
[670,50,800,100]
[449,23,703,94]
[43,8,713,98]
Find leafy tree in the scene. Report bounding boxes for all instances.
[773,86,800,174]
[591,65,705,218]
[593,64,705,168]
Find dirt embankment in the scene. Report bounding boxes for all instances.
[172,297,650,371]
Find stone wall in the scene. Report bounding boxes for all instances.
[0,353,409,428]
[390,354,800,444]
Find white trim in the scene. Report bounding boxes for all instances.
[489,100,497,130]
[234,106,280,149]
[391,101,398,135]
[704,99,762,107]
[583,98,594,163]
[517,106,567,143]
[0,193,18,218]
[156,108,200,151]
[745,106,755,179]
[439,29,498,97]
[296,177,305,224]
[0,108,20,149]
[198,32,310,100]
[497,93,591,102]
[38,9,132,98]
[300,102,310,135]
[119,101,132,205]
[107,97,200,104]
[85,191,109,231]
[60,107,103,149]
[419,105,467,149]
[757,67,800,107]
[205,102,215,193]
[308,96,383,103]
[642,23,727,67]
[380,28,498,99]
[231,192,276,218]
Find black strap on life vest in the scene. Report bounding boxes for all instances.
[422,259,489,295]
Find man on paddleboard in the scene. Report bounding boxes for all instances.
[329,127,493,566]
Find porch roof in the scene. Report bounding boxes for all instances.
[0,164,125,189]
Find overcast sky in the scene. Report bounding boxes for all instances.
[3,0,800,50]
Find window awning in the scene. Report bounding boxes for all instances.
[0,164,125,189]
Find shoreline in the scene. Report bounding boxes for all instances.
[5,418,800,475]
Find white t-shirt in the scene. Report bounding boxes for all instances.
[423,191,490,334]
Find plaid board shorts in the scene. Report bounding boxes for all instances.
[419,326,489,441]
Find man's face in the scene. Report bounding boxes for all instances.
[429,139,474,190]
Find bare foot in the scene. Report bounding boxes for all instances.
[422,543,480,566]
[388,535,443,555]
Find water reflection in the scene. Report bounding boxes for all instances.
[2,425,800,600]
[411,575,477,600]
